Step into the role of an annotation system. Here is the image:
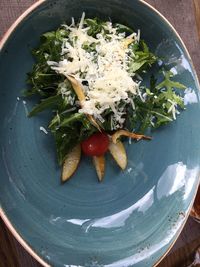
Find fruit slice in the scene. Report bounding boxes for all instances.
[67,75,86,101]
[109,140,127,170]
[67,75,101,132]
[93,155,105,182]
[62,144,81,183]
[121,38,134,49]
[112,129,151,144]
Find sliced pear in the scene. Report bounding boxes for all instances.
[109,140,127,170]
[121,38,134,49]
[66,75,102,132]
[112,129,151,144]
[66,75,85,102]
[93,155,105,182]
[62,144,81,183]
[87,114,102,132]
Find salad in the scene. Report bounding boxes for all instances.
[25,13,186,182]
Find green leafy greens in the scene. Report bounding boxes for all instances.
[25,16,186,165]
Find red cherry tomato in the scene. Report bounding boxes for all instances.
[81,132,109,156]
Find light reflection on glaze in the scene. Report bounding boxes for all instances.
[155,39,180,65]
[7,99,19,123]
[50,187,155,231]
[41,250,51,261]
[50,163,199,234]
[184,166,199,200]
[184,88,199,105]
[156,40,200,108]
[49,216,91,227]
[4,98,26,127]
[2,147,26,200]
[103,211,186,267]
[64,211,189,267]
[156,162,199,201]
[22,100,29,116]
[179,54,192,72]
[67,218,90,226]
[155,39,193,74]
[124,161,148,183]
[63,187,155,232]
[156,162,186,200]
[167,48,192,76]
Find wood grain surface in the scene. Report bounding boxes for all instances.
[194,0,200,41]
[1,0,200,267]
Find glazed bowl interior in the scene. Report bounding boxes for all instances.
[0,1,200,267]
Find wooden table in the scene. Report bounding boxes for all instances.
[1,0,200,266]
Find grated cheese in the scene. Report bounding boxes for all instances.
[40,126,48,134]
[48,13,140,129]
[167,99,178,120]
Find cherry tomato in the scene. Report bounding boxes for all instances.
[81,132,109,156]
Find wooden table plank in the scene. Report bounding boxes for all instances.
[194,0,200,41]
[0,218,41,267]
[1,0,200,266]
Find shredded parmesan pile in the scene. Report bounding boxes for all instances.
[48,13,140,129]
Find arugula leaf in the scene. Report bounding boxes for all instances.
[156,71,186,91]
[85,18,107,37]
[129,71,185,133]
[53,129,79,165]
[26,27,69,97]
[82,42,97,53]
[28,95,63,117]
[52,113,96,164]
[128,40,157,73]
[115,23,134,34]
[60,113,85,127]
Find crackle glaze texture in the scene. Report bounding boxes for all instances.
[0,0,200,267]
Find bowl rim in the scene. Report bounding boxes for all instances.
[0,1,200,267]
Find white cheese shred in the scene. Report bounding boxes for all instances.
[40,126,48,135]
[48,13,141,129]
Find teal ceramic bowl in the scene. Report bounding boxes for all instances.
[1,1,200,266]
